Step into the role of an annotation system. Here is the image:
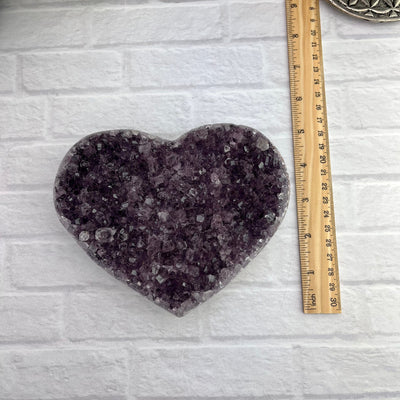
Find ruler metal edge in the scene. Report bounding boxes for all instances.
[285,0,341,314]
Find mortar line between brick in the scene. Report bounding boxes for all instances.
[19,82,276,97]
[304,392,400,399]
[0,337,400,353]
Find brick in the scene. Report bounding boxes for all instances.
[51,94,192,137]
[356,182,400,230]
[230,2,286,39]
[8,241,116,288]
[262,41,289,87]
[193,90,291,134]
[339,233,400,283]
[0,349,128,399]
[301,346,400,395]
[6,143,74,187]
[337,13,400,37]
[319,0,335,36]
[234,233,300,285]
[65,292,201,340]
[92,5,222,45]
[3,0,95,4]
[132,346,298,397]
[330,134,400,176]
[22,51,123,91]
[334,181,358,232]
[4,0,146,4]
[193,88,343,134]
[0,241,6,290]
[0,295,61,343]
[317,398,400,400]
[0,98,45,140]
[0,10,86,50]
[342,86,400,130]
[324,39,400,83]
[367,287,400,335]
[324,85,345,130]
[0,56,16,92]
[0,160,5,192]
[204,287,367,337]
[129,46,263,88]
[0,192,63,236]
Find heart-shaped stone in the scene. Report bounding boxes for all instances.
[54,124,289,316]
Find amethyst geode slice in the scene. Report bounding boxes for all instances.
[54,124,289,316]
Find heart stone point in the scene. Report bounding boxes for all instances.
[54,124,290,316]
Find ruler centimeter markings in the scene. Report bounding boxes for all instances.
[285,0,341,313]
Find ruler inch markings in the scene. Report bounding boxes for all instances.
[285,0,341,314]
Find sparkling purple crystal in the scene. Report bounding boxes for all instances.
[54,124,290,316]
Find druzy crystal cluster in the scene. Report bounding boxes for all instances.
[54,124,289,316]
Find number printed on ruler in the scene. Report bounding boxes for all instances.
[285,0,341,313]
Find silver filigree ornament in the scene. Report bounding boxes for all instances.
[327,0,400,22]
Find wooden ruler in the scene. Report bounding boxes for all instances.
[285,0,341,313]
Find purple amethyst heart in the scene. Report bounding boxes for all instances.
[54,124,289,316]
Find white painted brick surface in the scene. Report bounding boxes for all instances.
[193,89,291,134]
[230,2,286,39]
[339,233,400,283]
[336,11,400,37]
[0,192,62,236]
[324,39,400,82]
[22,51,123,91]
[262,41,290,87]
[0,98,45,140]
[51,94,192,137]
[0,349,128,399]
[367,286,400,335]
[234,233,300,285]
[300,346,400,395]
[0,56,16,93]
[343,86,400,130]
[65,291,202,340]
[0,241,7,291]
[1,1,400,399]
[131,345,298,397]
[8,241,116,288]
[204,287,368,337]
[330,134,400,176]
[356,182,400,229]
[0,10,86,50]
[92,5,222,45]
[129,46,264,88]
[3,0,84,4]
[0,295,61,344]
[6,143,73,186]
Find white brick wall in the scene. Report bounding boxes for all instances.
[128,46,264,87]
[131,345,299,397]
[51,94,192,137]
[22,51,123,91]
[91,5,222,44]
[0,56,16,93]
[0,0,399,399]
[0,10,87,50]
[0,349,128,399]
[0,98,46,139]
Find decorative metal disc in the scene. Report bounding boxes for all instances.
[327,0,400,22]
